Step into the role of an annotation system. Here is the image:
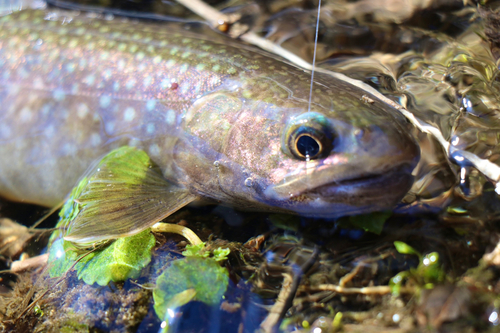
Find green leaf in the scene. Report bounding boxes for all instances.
[48,229,155,286]
[394,241,422,257]
[389,271,410,296]
[347,211,391,235]
[76,229,155,285]
[182,242,209,258]
[213,248,230,262]
[153,257,229,320]
[417,252,445,283]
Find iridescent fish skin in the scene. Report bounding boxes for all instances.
[0,9,419,217]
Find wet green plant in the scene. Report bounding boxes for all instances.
[182,242,230,262]
[48,229,155,286]
[33,305,44,317]
[390,241,447,296]
[153,257,229,324]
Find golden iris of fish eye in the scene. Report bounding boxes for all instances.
[294,133,323,160]
[283,112,334,161]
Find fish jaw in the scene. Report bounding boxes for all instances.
[261,163,416,217]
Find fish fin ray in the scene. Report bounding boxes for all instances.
[63,147,198,246]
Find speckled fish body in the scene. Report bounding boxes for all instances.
[0,9,419,217]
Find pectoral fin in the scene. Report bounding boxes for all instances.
[62,147,198,247]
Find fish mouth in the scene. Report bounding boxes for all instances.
[302,164,414,205]
[264,161,417,217]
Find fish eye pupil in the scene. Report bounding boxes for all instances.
[296,135,320,158]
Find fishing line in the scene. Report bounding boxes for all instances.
[304,0,322,174]
[307,0,322,113]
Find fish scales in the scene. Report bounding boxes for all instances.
[0,8,419,220]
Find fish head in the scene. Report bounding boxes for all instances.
[176,73,420,217]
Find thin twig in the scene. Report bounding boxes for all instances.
[151,223,203,245]
[10,254,49,273]
[259,248,318,332]
[301,284,412,295]
[259,272,294,333]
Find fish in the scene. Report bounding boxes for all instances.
[0,8,419,244]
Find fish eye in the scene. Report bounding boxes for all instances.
[283,112,335,161]
[294,132,322,159]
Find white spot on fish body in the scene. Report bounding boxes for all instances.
[180,84,189,95]
[143,76,153,87]
[146,123,155,134]
[128,138,140,147]
[102,69,112,80]
[52,89,66,101]
[149,143,160,156]
[75,27,86,35]
[146,100,156,111]
[44,125,55,138]
[153,55,162,64]
[33,77,44,89]
[124,107,136,122]
[77,103,89,118]
[136,52,145,61]
[99,95,111,108]
[195,64,205,71]
[165,109,176,125]
[126,79,136,90]
[117,43,127,52]
[66,62,76,73]
[105,121,115,134]
[41,104,51,116]
[161,78,170,89]
[179,64,189,73]
[117,59,126,70]
[113,82,120,92]
[61,142,77,156]
[165,59,175,68]
[19,107,32,122]
[129,44,138,53]
[84,74,95,86]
